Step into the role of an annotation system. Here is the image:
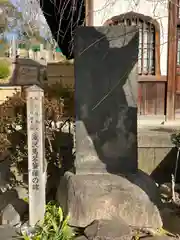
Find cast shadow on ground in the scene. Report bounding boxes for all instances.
[151,147,180,184]
[147,127,180,184]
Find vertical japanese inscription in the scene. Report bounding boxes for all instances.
[26,85,46,227]
[29,96,41,191]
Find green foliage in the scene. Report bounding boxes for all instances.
[132,227,175,240]
[23,197,29,204]
[0,37,9,57]
[0,0,12,6]
[0,83,74,187]
[0,59,10,79]
[0,0,21,33]
[18,202,74,240]
[171,132,180,148]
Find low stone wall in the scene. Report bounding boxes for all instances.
[138,126,179,183]
[0,87,21,105]
[47,62,74,87]
[0,62,74,104]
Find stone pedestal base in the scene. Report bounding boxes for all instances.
[56,171,162,229]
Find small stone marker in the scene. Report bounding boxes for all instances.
[1,204,20,226]
[1,199,28,226]
[26,85,46,227]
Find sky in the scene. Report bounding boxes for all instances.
[8,0,50,38]
[0,0,52,44]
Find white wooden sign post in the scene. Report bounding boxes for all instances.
[2,57,47,228]
[26,85,46,227]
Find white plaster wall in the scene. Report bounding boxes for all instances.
[92,0,169,75]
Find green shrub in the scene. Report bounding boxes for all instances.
[0,83,74,187]
[0,60,10,79]
[19,202,74,240]
[171,132,180,148]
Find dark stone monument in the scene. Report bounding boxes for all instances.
[75,25,138,174]
[56,26,162,230]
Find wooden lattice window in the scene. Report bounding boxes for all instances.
[104,12,161,76]
[177,27,180,65]
[177,1,180,65]
[178,1,180,19]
